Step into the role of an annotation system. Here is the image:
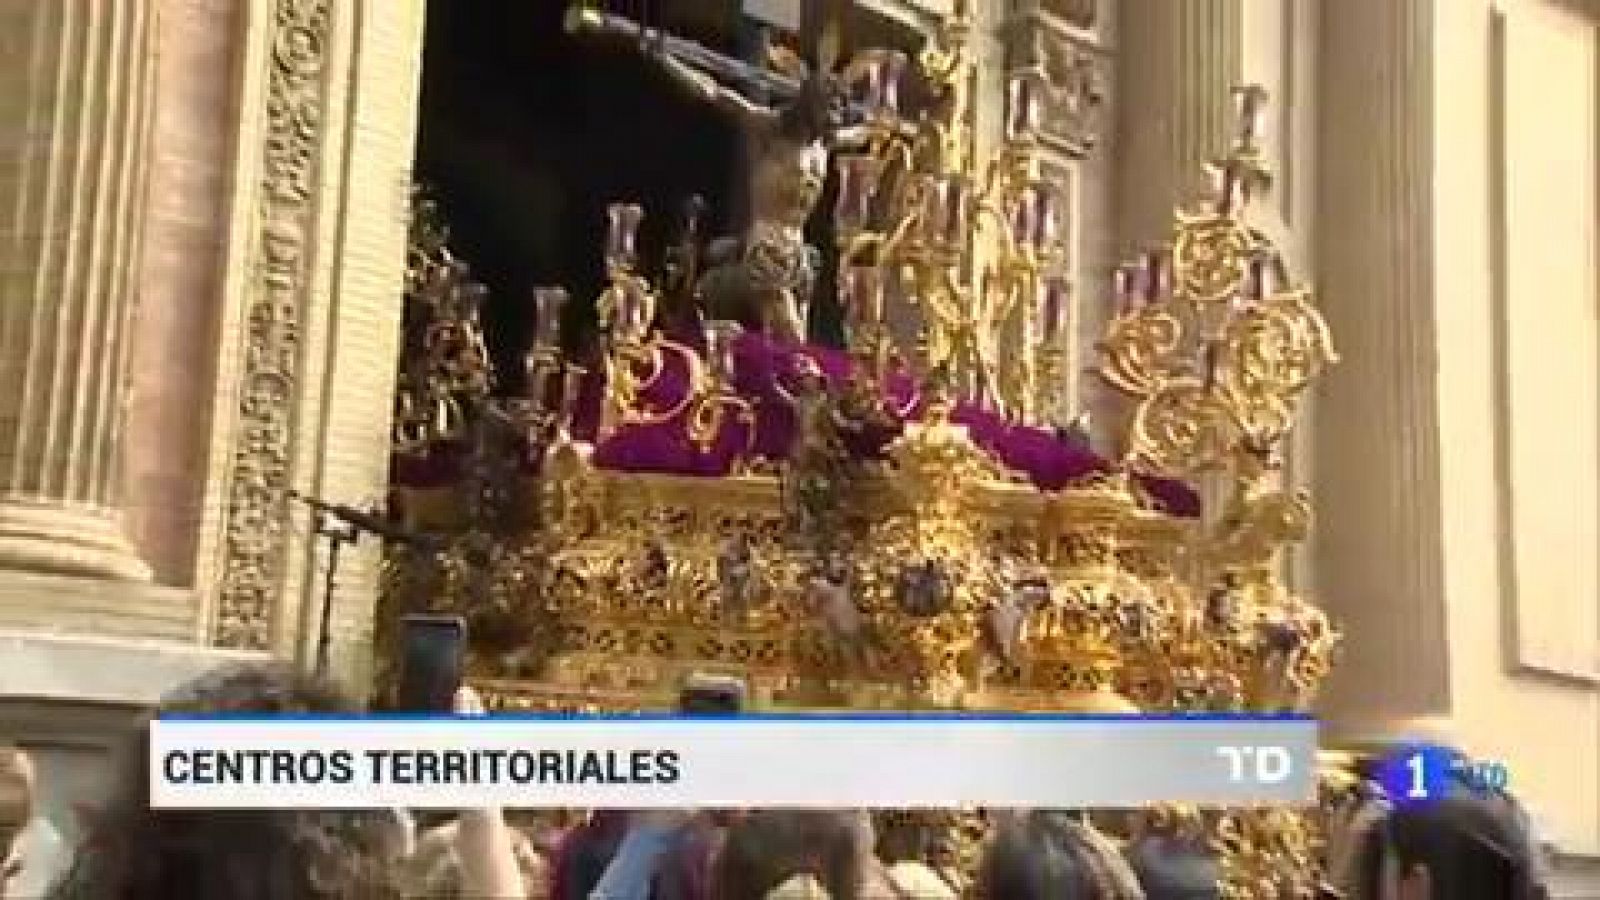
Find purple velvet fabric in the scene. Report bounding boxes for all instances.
[390,333,1201,517]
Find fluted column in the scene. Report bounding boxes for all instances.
[1312,0,1450,731]
[0,0,156,581]
[1113,0,1243,257]
[1096,0,1246,452]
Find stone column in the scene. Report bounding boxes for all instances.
[1096,0,1245,456]
[1311,0,1450,732]
[0,0,155,581]
[1112,0,1243,258]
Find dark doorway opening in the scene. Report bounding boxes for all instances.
[415,1,746,393]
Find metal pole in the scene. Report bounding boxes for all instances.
[313,518,355,679]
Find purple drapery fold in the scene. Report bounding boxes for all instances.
[391,333,1201,518]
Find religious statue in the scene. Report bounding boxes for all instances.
[671,65,847,342]
[1204,574,1245,633]
[716,534,760,617]
[806,552,864,646]
[568,7,870,343]
[986,570,1050,666]
[773,357,855,542]
[977,556,1042,665]
[895,558,956,618]
[1114,588,1160,645]
[637,538,671,593]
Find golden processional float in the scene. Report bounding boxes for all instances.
[382,3,1350,895]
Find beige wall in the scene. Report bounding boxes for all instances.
[1266,0,1600,868]
[1431,0,1599,859]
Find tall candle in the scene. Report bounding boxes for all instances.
[1011,186,1040,249]
[558,364,587,428]
[835,155,881,233]
[862,60,885,113]
[939,176,971,246]
[918,176,943,243]
[1041,275,1071,342]
[1006,73,1042,142]
[841,266,885,326]
[531,286,568,349]
[1032,187,1059,251]
[605,203,643,271]
[1247,254,1273,302]
[618,283,650,339]
[702,320,742,384]
[1141,249,1167,304]
[1234,85,1269,147]
[881,52,907,117]
[1114,264,1140,314]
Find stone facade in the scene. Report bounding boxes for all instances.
[0,0,1594,892]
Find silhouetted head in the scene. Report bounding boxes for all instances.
[714,810,866,900]
[1126,835,1219,899]
[48,663,403,900]
[977,811,1145,900]
[1358,785,1547,900]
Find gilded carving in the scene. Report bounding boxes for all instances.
[214,0,334,649]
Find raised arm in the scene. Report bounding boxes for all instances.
[650,50,779,128]
[564,5,777,129]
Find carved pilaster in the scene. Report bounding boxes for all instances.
[210,0,335,650]
[0,0,157,582]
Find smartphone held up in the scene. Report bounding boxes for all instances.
[394,614,467,713]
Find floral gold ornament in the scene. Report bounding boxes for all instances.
[1098,86,1336,480]
[384,3,1342,890]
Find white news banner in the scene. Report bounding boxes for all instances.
[148,714,1318,809]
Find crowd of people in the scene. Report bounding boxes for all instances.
[0,662,1554,899]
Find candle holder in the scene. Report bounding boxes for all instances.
[604,202,644,275]
[686,320,755,453]
[1098,117,1335,479]
[596,204,676,441]
[525,287,569,423]
[824,32,1078,424]
[392,197,495,454]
